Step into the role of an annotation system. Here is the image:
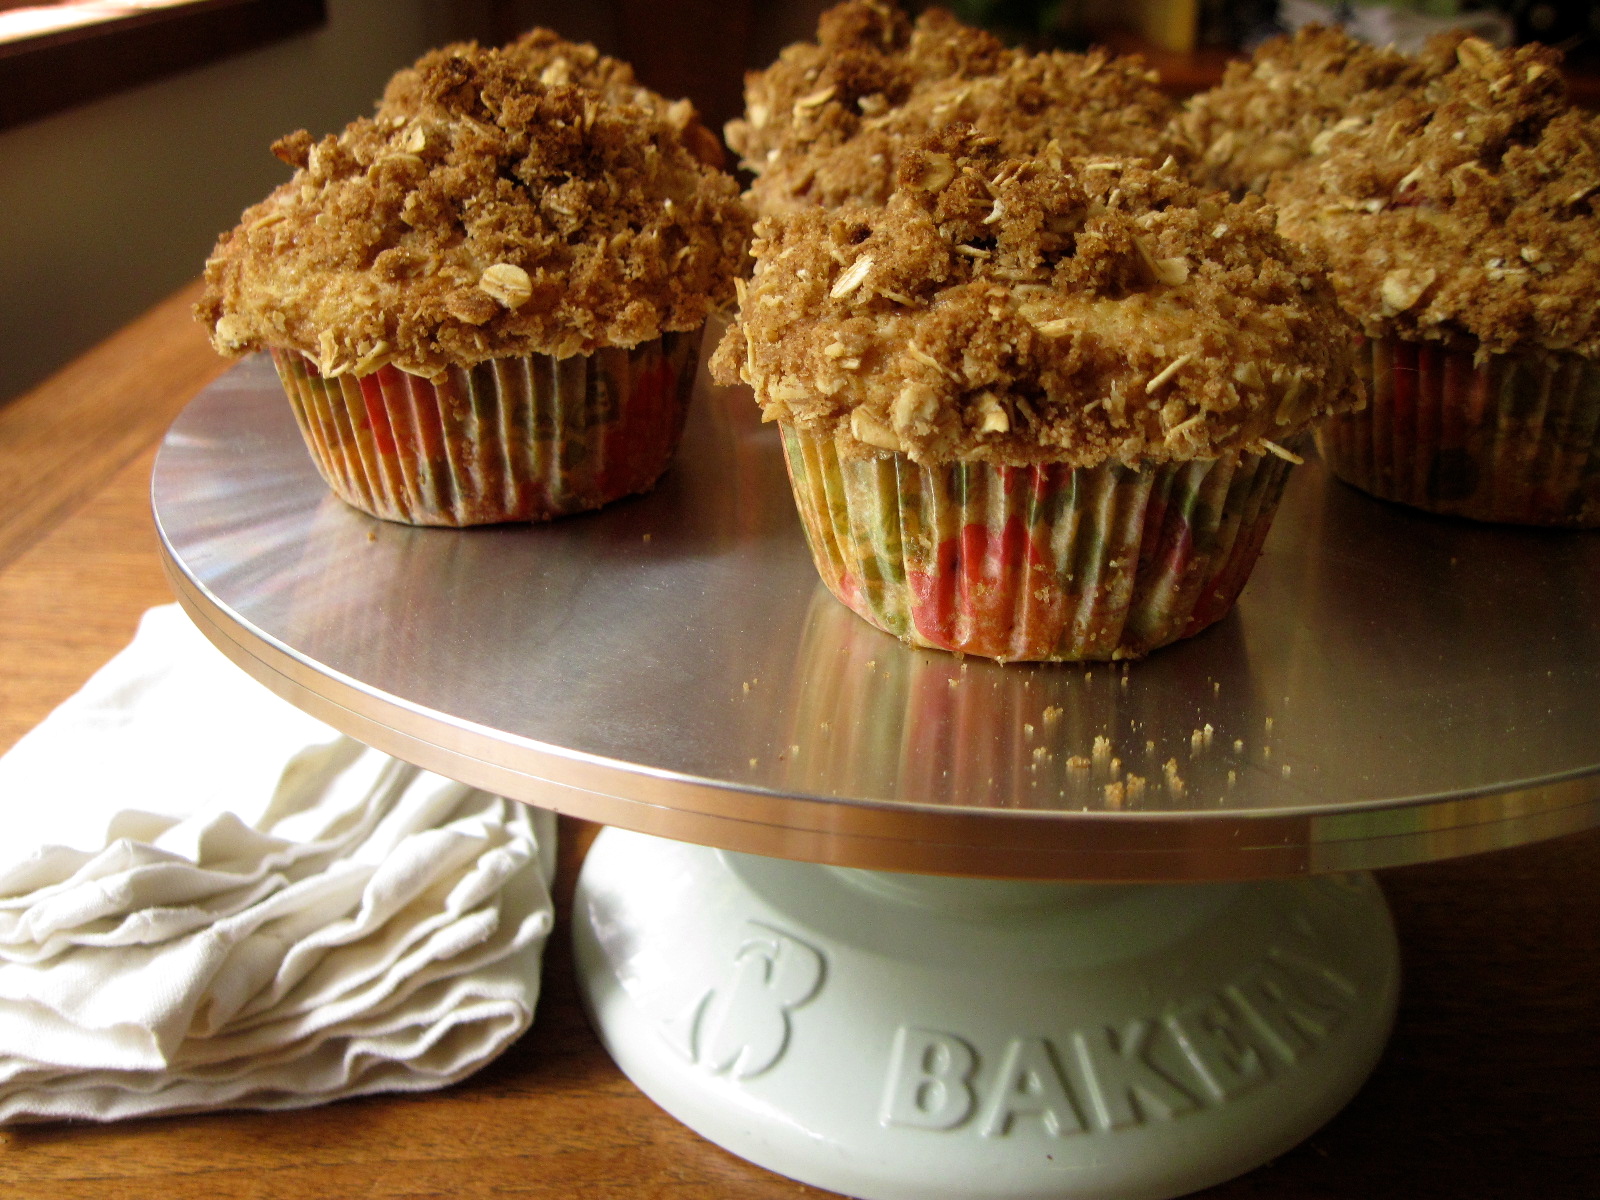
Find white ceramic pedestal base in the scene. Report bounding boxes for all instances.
[574,828,1400,1200]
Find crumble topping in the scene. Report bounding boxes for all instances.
[711,127,1362,466]
[379,30,726,166]
[1176,25,1453,196]
[726,1,1189,216]
[1268,38,1600,358]
[198,36,751,377]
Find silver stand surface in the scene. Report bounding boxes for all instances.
[154,354,1600,1199]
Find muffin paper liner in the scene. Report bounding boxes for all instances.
[780,424,1294,661]
[269,331,699,525]
[1316,336,1600,527]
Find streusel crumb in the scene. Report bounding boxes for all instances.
[380,30,726,166]
[199,36,751,377]
[1269,37,1600,358]
[727,1,1189,216]
[711,126,1362,467]
[1177,26,1454,196]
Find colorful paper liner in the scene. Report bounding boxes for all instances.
[269,331,700,525]
[1315,336,1600,527]
[780,424,1295,662]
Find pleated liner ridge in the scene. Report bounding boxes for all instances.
[270,331,699,525]
[1316,336,1600,527]
[781,424,1295,662]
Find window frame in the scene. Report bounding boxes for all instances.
[0,0,326,131]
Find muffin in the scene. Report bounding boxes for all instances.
[725,0,1190,219]
[1267,37,1600,526]
[710,128,1364,661]
[198,36,751,526]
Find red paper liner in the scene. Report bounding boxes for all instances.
[1316,336,1600,527]
[269,331,699,525]
[780,424,1294,662]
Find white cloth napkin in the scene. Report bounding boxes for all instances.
[0,605,555,1123]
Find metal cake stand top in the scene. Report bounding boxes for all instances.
[152,353,1600,880]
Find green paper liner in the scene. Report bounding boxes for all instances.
[780,424,1294,662]
[1315,336,1600,527]
[269,331,699,525]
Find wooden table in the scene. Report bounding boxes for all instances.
[0,284,1596,1198]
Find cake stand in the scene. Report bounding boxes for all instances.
[152,353,1600,1200]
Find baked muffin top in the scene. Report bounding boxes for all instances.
[378,30,727,166]
[1177,25,1454,196]
[198,36,751,378]
[1269,37,1600,358]
[710,127,1362,468]
[725,0,1187,216]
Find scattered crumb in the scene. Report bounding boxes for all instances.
[1163,757,1185,795]
[366,529,377,542]
[643,532,652,542]
[742,681,751,693]
[1263,744,1273,760]
[748,757,758,767]
[1092,735,1112,760]
[1202,723,1214,746]
[1127,774,1146,798]
[1281,764,1292,778]
[1105,781,1126,808]
[1067,755,1092,770]
[1024,723,1036,739]
[1228,769,1237,787]
[1265,716,1274,732]
[1042,705,1063,723]
[1234,738,1244,753]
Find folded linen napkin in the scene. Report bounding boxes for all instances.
[0,604,554,1123]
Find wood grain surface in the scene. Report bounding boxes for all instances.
[0,286,1596,1198]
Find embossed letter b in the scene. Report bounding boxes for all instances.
[880,1026,978,1129]
[694,922,825,1079]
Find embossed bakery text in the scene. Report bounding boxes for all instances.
[880,948,1355,1134]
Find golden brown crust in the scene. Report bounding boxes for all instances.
[198,36,751,376]
[711,127,1363,467]
[1176,25,1451,196]
[726,1,1189,217]
[1268,38,1600,358]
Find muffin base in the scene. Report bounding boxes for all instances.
[1316,336,1600,527]
[780,425,1294,662]
[270,331,699,525]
